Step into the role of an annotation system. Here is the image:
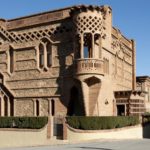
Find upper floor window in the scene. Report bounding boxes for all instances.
[38,38,52,70]
[39,44,44,69]
[9,48,14,74]
[84,33,92,58]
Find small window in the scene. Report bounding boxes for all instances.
[4,96,8,116]
[39,44,44,69]
[51,99,55,116]
[10,48,14,73]
[36,100,40,116]
[10,99,14,116]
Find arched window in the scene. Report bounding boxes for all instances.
[4,96,8,116]
[9,48,14,73]
[36,100,40,116]
[38,39,53,69]
[39,44,44,69]
[84,33,92,58]
[47,42,52,67]
[51,99,55,116]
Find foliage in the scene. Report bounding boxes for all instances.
[66,116,140,130]
[0,117,48,129]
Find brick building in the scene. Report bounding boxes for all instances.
[0,5,148,118]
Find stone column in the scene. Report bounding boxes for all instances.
[7,97,10,116]
[92,34,95,58]
[131,39,136,90]
[13,99,16,116]
[47,116,52,139]
[33,100,36,116]
[38,100,41,116]
[80,34,84,58]
[99,37,102,58]
[48,99,51,116]
[44,44,47,69]
[35,46,40,70]
[81,82,89,116]
[62,118,67,140]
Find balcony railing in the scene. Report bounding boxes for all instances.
[74,58,104,75]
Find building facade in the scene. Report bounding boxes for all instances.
[0,5,146,117]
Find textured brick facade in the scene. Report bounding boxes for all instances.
[0,5,147,118]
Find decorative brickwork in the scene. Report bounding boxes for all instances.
[0,4,148,139]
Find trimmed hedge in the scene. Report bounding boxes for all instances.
[66,116,140,130]
[0,117,48,129]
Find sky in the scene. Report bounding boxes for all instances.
[0,0,149,76]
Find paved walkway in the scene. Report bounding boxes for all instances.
[1,139,150,150]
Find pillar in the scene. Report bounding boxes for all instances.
[131,39,136,90]
[33,100,36,116]
[48,99,51,116]
[7,97,10,116]
[92,34,95,58]
[62,118,67,140]
[80,34,84,58]
[47,116,52,139]
[81,82,89,116]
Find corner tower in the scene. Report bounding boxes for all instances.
[70,5,113,116]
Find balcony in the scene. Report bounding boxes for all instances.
[74,58,104,75]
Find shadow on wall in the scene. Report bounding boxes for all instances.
[143,123,150,138]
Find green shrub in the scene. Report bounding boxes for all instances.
[0,117,48,129]
[66,116,140,130]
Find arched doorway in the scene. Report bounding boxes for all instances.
[67,86,84,116]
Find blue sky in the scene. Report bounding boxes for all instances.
[0,0,149,76]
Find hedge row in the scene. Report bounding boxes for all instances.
[0,117,48,129]
[66,116,140,130]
